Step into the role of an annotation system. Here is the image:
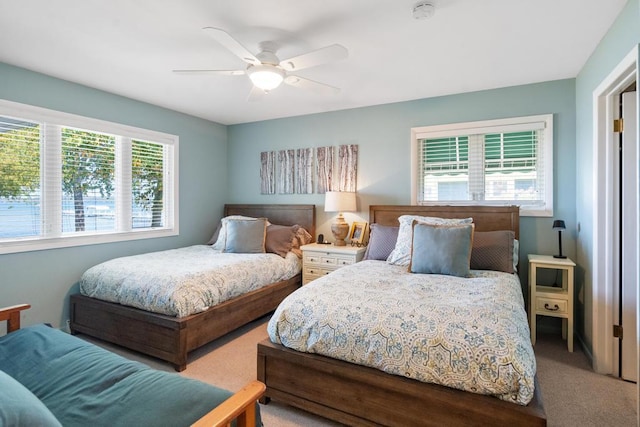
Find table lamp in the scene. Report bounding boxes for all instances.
[324,191,356,246]
[553,220,567,259]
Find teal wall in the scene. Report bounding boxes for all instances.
[0,62,229,329]
[228,80,577,288]
[575,0,640,354]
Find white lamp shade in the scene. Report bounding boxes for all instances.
[324,191,356,213]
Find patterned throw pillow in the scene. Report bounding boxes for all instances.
[363,224,399,261]
[387,215,473,266]
[470,230,515,273]
[409,222,474,277]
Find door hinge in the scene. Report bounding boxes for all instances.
[613,118,624,133]
[613,324,623,339]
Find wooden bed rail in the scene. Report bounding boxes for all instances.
[192,380,266,427]
[0,304,31,333]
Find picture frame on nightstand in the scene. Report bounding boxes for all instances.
[349,221,368,245]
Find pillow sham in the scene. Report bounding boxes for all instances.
[470,230,515,273]
[206,221,223,245]
[209,215,259,249]
[387,215,473,266]
[265,224,297,258]
[0,370,62,427]
[223,218,267,253]
[409,222,474,277]
[363,224,399,261]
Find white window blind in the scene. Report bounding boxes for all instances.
[411,115,553,216]
[0,116,41,239]
[0,99,178,254]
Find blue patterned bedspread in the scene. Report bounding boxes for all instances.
[80,245,301,317]
[268,260,536,405]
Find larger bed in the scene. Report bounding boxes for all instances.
[257,205,547,426]
[70,204,315,371]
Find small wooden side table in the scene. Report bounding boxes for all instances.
[528,254,576,352]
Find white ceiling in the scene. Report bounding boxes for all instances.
[0,0,627,125]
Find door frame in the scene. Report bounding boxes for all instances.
[592,44,638,376]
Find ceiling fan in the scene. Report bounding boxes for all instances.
[173,27,348,100]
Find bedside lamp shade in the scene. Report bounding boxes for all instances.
[324,191,356,246]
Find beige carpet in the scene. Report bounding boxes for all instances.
[87,316,637,426]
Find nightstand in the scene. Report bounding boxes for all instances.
[528,254,576,352]
[301,243,366,284]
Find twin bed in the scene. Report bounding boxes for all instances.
[258,205,547,426]
[70,204,315,371]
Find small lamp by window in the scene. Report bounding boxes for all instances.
[553,220,567,259]
[324,191,356,246]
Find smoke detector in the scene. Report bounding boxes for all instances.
[413,1,436,19]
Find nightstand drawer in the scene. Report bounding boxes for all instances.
[304,254,323,264]
[320,256,338,266]
[336,257,355,266]
[536,297,568,315]
[304,266,333,277]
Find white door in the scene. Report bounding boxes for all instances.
[621,90,638,382]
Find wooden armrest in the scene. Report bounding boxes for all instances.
[0,304,31,333]
[191,380,266,427]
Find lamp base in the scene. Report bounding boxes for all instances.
[553,255,567,259]
[331,216,350,246]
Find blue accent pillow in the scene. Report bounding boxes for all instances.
[387,215,473,266]
[409,222,474,277]
[0,369,62,427]
[223,218,267,253]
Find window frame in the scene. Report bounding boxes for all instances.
[0,99,179,254]
[410,114,553,217]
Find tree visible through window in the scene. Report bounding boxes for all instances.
[62,128,115,232]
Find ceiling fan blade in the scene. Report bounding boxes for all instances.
[284,75,340,95]
[247,85,267,102]
[172,69,245,75]
[202,27,260,66]
[280,44,348,72]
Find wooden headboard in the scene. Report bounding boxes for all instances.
[224,204,316,238]
[369,205,520,239]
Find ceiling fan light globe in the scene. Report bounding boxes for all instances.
[248,65,285,91]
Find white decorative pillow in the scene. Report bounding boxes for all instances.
[211,215,260,250]
[386,215,473,266]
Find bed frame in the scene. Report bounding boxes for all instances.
[257,205,547,426]
[70,204,315,372]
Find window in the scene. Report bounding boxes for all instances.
[0,100,178,254]
[411,115,553,216]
